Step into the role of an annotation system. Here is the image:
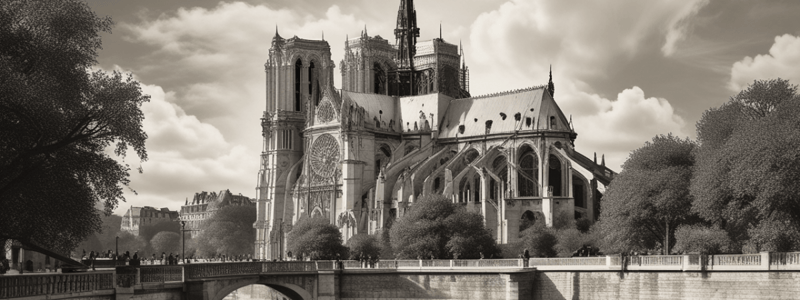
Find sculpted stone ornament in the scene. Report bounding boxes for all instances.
[310,134,340,178]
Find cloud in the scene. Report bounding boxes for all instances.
[121,83,255,214]
[662,0,709,56]
[729,34,800,91]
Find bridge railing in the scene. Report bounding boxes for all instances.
[528,252,800,271]
[0,271,114,299]
[139,265,184,283]
[184,262,261,280]
[261,261,316,273]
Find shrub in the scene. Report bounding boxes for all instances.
[520,224,557,257]
[347,234,381,260]
[390,194,498,259]
[673,224,732,254]
[287,216,346,260]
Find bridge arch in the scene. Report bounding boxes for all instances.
[212,280,313,300]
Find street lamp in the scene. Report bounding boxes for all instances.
[179,219,186,264]
[115,236,119,258]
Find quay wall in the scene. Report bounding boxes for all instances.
[534,271,800,300]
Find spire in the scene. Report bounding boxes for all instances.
[364,24,368,37]
[594,152,597,164]
[569,115,574,131]
[439,22,442,40]
[548,65,555,98]
[601,154,605,167]
[322,30,324,41]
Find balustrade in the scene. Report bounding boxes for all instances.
[140,266,183,283]
[184,262,260,280]
[714,254,760,266]
[530,257,606,266]
[0,272,114,298]
[261,261,316,273]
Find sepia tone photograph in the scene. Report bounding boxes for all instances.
[2,0,800,299]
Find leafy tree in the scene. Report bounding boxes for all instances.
[0,0,149,254]
[390,194,498,259]
[194,206,256,257]
[286,216,346,260]
[597,134,696,254]
[139,221,180,246]
[150,232,180,255]
[346,234,381,260]
[96,214,122,252]
[673,225,732,255]
[117,231,146,255]
[692,79,800,252]
[520,223,558,257]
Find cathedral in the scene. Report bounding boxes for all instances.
[253,0,616,260]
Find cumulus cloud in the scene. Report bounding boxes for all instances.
[567,85,689,170]
[729,34,800,91]
[122,83,255,213]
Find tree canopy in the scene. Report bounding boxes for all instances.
[0,0,149,254]
[150,232,180,255]
[346,234,381,260]
[139,221,181,246]
[597,134,696,254]
[691,79,800,252]
[286,216,347,260]
[390,194,498,259]
[194,205,256,257]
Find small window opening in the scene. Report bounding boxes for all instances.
[550,116,557,129]
[474,118,478,122]
[485,120,493,134]
[500,113,507,120]
[514,113,521,121]
[525,117,532,128]
[458,125,465,134]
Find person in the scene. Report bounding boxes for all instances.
[480,252,484,260]
[523,249,530,260]
[132,251,139,266]
[1,257,9,275]
[168,253,175,265]
[161,252,166,265]
[107,250,113,258]
[176,255,181,264]
[151,254,156,265]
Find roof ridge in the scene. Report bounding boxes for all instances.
[458,84,547,101]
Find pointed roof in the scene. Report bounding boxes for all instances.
[438,85,571,139]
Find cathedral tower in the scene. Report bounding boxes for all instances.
[255,29,333,260]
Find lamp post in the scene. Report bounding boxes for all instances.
[180,219,186,264]
[115,236,119,257]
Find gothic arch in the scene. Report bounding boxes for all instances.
[517,143,540,197]
[547,153,565,197]
[571,169,590,209]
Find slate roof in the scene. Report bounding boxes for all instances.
[437,86,570,139]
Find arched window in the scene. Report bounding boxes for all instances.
[309,61,320,106]
[473,176,481,203]
[573,174,585,208]
[520,210,535,233]
[294,59,302,111]
[550,116,557,129]
[492,156,507,199]
[549,155,562,196]
[518,147,539,197]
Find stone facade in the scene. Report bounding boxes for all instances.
[254,0,616,260]
[180,190,255,238]
[121,206,179,236]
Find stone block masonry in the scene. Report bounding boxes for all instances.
[340,272,526,299]
[534,271,800,300]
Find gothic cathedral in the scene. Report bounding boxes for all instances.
[254,0,616,260]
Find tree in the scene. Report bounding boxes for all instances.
[96,214,123,252]
[286,216,346,260]
[597,134,696,254]
[346,234,381,260]
[139,221,181,246]
[0,0,149,254]
[673,225,732,255]
[692,79,800,252]
[520,223,558,257]
[390,194,498,259]
[194,206,256,257]
[117,231,146,255]
[150,232,180,255]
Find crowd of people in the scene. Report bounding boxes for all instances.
[80,250,255,268]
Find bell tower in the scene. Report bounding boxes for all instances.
[255,28,333,260]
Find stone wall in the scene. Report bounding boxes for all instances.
[534,271,800,300]
[339,272,529,299]
[129,290,182,300]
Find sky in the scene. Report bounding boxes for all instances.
[83,0,800,216]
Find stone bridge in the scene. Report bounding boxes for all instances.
[3,253,800,300]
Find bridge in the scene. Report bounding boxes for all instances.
[2,253,800,300]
